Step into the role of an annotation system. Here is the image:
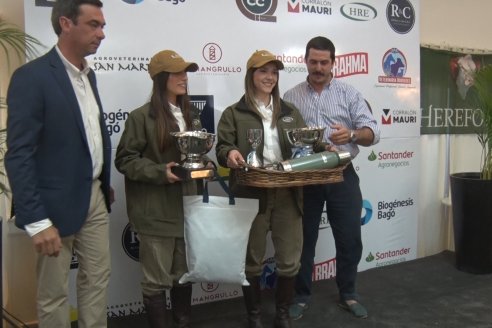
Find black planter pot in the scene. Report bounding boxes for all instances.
[450,172,492,274]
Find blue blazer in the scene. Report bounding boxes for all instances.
[5,48,112,237]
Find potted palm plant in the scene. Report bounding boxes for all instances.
[0,17,43,195]
[450,64,492,274]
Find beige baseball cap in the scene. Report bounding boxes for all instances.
[148,50,199,78]
[246,50,284,70]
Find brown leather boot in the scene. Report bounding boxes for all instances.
[242,276,263,328]
[143,293,170,328]
[171,284,192,328]
[274,276,295,328]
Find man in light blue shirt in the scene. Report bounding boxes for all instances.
[284,36,380,320]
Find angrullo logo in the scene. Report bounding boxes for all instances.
[122,223,140,261]
[202,43,223,64]
[200,282,219,293]
[341,3,377,21]
[236,0,278,22]
[361,199,373,225]
[378,48,411,84]
[288,0,332,15]
[199,43,242,76]
[386,0,415,34]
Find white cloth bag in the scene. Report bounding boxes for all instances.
[179,174,258,286]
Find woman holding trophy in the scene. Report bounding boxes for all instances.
[115,49,210,328]
[216,50,308,328]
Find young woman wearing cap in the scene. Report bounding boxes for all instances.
[216,50,309,328]
[115,49,207,328]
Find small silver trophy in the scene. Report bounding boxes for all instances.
[246,128,263,167]
[285,127,325,158]
[170,130,216,179]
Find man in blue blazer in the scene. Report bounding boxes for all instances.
[5,1,112,327]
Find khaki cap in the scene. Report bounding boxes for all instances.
[246,50,284,70]
[148,50,198,78]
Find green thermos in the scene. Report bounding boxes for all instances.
[279,151,351,171]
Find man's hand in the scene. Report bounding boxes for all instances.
[32,226,62,257]
[329,124,351,145]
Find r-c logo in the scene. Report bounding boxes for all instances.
[386,0,415,34]
[122,223,140,261]
[236,0,278,22]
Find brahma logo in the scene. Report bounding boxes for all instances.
[312,258,336,281]
[122,223,140,261]
[378,48,411,84]
[340,3,377,21]
[386,0,415,34]
[287,0,332,15]
[236,0,278,22]
[333,52,368,78]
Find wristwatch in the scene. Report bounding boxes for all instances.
[350,130,357,143]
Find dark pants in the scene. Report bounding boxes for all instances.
[295,164,362,303]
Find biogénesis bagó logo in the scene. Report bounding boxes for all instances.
[236,0,278,22]
[368,148,414,170]
[377,198,414,220]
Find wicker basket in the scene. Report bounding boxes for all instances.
[234,163,348,188]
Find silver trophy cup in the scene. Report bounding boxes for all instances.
[170,130,216,179]
[285,127,325,158]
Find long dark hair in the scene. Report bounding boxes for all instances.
[149,71,193,152]
[244,67,281,128]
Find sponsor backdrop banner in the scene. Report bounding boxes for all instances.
[24,0,420,319]
[420,47,492,135]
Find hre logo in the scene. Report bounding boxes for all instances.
[236,0,278,22]
[122,223,140,261]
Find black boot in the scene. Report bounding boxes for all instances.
[143,293,170,328]
[274,276,295,328]
[242,276,263,328]
[171,284,192,328]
